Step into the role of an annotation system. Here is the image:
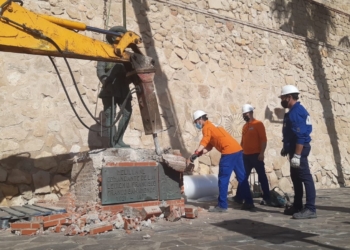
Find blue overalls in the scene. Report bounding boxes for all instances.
[283,102,316,212]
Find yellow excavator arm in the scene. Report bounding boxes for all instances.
[0,0,140,62]
[0,0,163,153]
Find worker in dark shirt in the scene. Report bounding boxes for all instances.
[280,85,316,219]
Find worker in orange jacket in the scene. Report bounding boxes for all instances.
[189,110,254,212]
[235,104,271,205]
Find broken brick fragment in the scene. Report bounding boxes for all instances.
[89,224,113,235]
[166,206,182,222]
[140,206,162,220]
[184,206,198,219]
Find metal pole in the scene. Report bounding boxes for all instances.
[123,0,126,29]
[110,96,114,147]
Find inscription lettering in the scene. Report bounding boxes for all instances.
[102,166,158,204]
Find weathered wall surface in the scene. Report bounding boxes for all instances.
[1,0,350,205]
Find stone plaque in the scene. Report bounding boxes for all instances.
[158,163,182,200]
[101,166,158,205]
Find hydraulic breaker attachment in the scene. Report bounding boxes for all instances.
[131,54,163,155]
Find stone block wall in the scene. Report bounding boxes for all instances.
[1,0,350,205]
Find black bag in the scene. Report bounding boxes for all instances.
[269,187,290,207]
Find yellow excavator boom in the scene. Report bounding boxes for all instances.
[0,0,142,62]
[0,0,163,153]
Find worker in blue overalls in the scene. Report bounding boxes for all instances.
[279,85,317,219]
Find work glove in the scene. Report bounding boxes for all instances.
[280,148,288,157]
[290,154,301,168]
[189,154,198,162]
[189,150,203,163]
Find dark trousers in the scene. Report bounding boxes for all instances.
[219,151,253,209]
[236,153,270,201]
[289,143,316,212]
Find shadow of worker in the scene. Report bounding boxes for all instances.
[265,105,285,124]
[88,111,109,150]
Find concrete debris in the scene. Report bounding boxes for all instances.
[143,234,151,239]
[162,154,187,172]
[10,200,198,236]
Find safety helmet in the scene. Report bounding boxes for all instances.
[193,110,207,121]
[279,85,299,97]
[106,26,127,44]
[242,104,254,114]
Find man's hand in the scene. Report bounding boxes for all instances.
[280,148,288,157]
[291,154,301,168]
[189,150,203,163]
[189,154,198,162]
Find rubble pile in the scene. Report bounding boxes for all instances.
[10,200,199,236]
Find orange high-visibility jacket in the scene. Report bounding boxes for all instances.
[241,119,267,155]
[200,120,242,154]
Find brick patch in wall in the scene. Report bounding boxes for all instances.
[101,198,185,212]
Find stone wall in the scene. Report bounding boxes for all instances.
[1,0,350,205]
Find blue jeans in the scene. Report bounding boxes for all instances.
[236,153,271,201]
[218,151,253,209]
[289,143,316,212]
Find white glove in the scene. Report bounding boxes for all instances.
[291,154,301,168]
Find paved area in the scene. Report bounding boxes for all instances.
[1,188,350,250]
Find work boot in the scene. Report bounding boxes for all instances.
[241,203,255,210]
[208,206,227,213]
[113,109,131,148]
[284,205,302,215]
[292,208,317,219]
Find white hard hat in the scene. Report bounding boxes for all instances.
[193,110,207,121]
[242,104,254,114]
[280,85,299,97]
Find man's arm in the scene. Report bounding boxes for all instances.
[257,122,267,161]
[290,110,309,167]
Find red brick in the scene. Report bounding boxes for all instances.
[148,161,157,166]
[30,222,41,229]
[167,208,182,222]
[43,213,69,221]
[185,213,197,219]
[11,222,40,229]
[11,222,31,229]
[100,199,185,212]
[101,204,123,213]
[89,224,113,235]
[185,206,198,219]
[118,162,135,167]
[55,225,62,233]
[134,162,148,166]
[124,219,130,230]
[43,220,60,228]
[21,229,37,236]
[43,218,69,228]
[141,206,162,220]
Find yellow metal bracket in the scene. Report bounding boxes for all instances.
[114,31,142,57]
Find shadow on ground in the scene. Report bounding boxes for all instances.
[212,218,344,250]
